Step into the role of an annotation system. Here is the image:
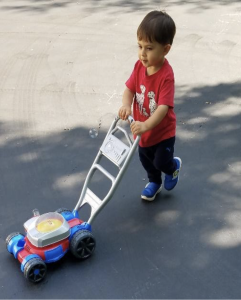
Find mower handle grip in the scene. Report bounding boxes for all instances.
[127,115,134,124]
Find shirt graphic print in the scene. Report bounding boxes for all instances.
[135,84,157,117]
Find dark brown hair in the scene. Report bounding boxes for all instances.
[137,11,176,45]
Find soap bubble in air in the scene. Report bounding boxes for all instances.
[89,128,98,138]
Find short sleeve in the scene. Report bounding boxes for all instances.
[158,78,175,108]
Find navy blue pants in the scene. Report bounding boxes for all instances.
[138,137,176,185]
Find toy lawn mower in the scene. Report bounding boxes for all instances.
[6,116,139,283]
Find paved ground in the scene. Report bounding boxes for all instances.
[0,0,241,298]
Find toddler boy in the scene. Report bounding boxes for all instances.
[118,10,182,201]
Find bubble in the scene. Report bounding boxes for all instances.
[33,209,40,217]
[89,128,98,138]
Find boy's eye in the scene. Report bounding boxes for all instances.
[147,47,152,50]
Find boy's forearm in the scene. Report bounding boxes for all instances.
[122,88,134,107]
[144,105,169,131]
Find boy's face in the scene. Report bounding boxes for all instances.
[137,39,171,73]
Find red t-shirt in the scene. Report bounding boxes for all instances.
[126,59,176,147]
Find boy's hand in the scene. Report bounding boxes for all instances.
[118,105,132,120]
[130,121,148,135]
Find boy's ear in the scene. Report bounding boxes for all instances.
[164,44,171,55]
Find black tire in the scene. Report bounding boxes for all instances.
[70,230,96,260]
[6,232,23,249]
[55,208,72,214]
[24,258,47,283]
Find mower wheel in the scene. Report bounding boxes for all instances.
[24,257,47,283]
[6,232,24,249]
[70,230,96,260]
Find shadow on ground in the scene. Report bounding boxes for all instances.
[0,80,241,298]
[1,0,241,14]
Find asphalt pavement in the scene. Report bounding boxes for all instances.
[0,0,241,298]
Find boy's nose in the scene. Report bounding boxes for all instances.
[141,49,146,56]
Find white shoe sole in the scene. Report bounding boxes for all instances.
[141,185,162,201]
[174,157,182,184]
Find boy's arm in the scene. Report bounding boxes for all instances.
[130,105,169,135]
[119,87,134,120]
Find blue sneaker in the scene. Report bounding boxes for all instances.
[141,182,162,201]
[164,157,182,191]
